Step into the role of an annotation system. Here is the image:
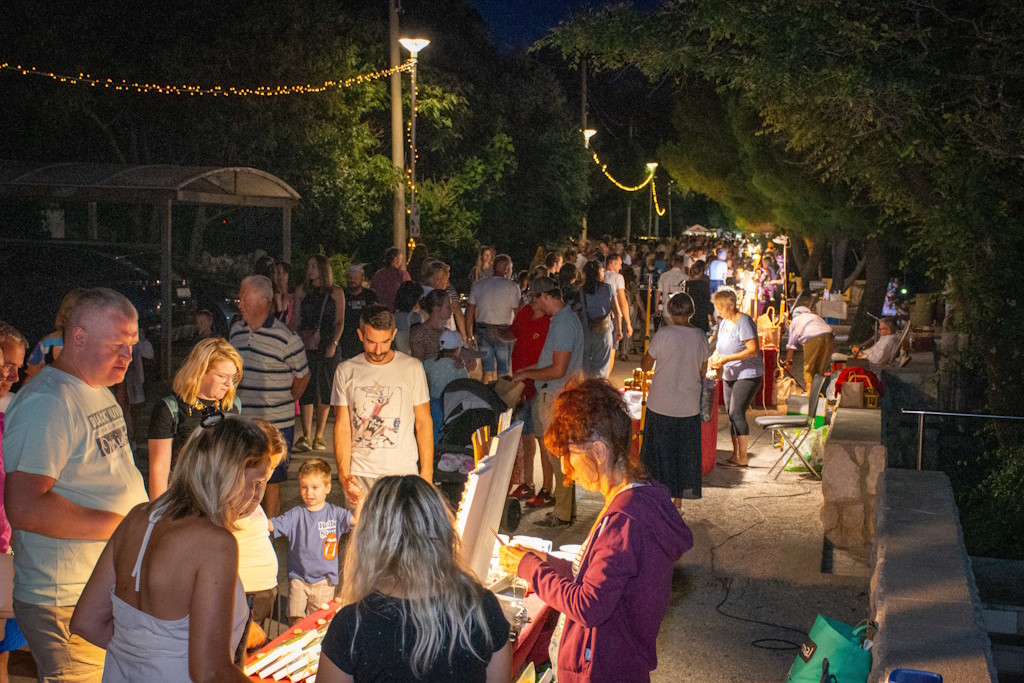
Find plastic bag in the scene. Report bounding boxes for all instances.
[787,615,872,683]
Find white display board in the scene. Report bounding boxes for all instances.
[455,420,523,583]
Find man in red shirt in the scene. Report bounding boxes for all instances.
[369,247,411,312]
[508,296,552,505]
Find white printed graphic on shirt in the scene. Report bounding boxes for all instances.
[350,382,403,450]
[89,405,131,458]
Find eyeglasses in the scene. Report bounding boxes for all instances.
[209,370,241,385]
[1,362,19,380]
[200,405,226,428]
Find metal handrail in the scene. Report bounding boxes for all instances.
[901,408,1024,470]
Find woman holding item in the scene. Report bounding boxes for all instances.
[578,261,615,378]
[147,337,244,499]
[292,254,345,452]
[640,292,709,507]
[316,475,511,682]
[709,288,764,467]
[499,378,692,683]
[71,417,272,683]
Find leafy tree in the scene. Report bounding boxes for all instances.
[481,55,591,262]
[544,0,1024,421]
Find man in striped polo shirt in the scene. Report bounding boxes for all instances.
[231,274,309,516]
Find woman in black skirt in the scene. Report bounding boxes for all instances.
[639,292,709,507]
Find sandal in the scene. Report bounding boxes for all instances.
[720,459,748,468]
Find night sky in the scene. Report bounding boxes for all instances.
[469,0,661,51]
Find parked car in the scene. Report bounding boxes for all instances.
[0,240,196,347]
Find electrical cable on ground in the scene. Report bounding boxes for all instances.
[708,481,814,650]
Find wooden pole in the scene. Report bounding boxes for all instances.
[581,59,588,243]
[389,0,407,264]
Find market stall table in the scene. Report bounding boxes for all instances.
[245,591,556,681]
[625,382,720,475]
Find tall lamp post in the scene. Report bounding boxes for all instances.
[582,128,596,243]
[646,162,658,236]
[388,1,406,263]
[400,37,430,241]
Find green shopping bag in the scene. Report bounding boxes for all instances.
[786,615,873,683]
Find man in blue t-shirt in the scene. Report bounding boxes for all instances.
[269,459,355,622]
[512,277,584,528]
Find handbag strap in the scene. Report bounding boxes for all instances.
[313,288,331,330]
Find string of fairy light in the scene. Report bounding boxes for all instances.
[651,176,666,216]
[0,59,413,96]
[5,57,668,220]
[590,149,666,216]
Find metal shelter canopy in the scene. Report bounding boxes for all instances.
[0,162,300,208]
[0,161,301,376]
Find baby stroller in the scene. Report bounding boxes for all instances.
[434,378,521,534]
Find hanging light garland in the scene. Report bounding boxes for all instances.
[651,176,667,217]
[590,150,654,192]
[0,59,413,96]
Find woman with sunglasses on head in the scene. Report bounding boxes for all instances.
[499,378,692,683]
[147,338,244,498]
[71,417,271,682]
[316,475,511,683]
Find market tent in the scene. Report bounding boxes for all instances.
[0,161,300,376]
[683,224,717,236]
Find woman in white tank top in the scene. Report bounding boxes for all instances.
[70,416,273,682]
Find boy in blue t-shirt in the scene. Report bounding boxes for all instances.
[269,458,355,623]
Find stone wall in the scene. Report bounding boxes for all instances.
[821,408,886,553]
[869,468,997,680]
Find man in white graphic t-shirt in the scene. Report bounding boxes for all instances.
[3,288,148,682]
[331,304,432,504]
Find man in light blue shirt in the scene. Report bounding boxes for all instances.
[513,277,584,527]
[708,249,729,293]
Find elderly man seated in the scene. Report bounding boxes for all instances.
[851,317,902,365]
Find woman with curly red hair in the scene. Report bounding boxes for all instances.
[499,378,692,682]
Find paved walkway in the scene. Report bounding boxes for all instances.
[513,358,870,681]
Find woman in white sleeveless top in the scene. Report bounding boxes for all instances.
[71,416,272,682]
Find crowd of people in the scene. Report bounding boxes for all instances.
[0,229,908,682]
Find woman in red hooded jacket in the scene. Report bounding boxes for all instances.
[499,377,693,682]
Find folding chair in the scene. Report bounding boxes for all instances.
[754,373,827,479]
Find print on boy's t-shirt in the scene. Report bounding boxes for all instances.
[350,382,402,450]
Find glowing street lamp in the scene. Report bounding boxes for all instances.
[583,128,597,148]
[400,38,430,238]
[646,162,658,235]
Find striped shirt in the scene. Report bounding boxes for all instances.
[230,315,309,429]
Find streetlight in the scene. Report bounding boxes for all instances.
[646,162,658,236]
[400,37,430,240]
[581,128,597,242]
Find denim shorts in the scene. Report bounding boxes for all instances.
[513,397,535,435]
[474,326,512,375]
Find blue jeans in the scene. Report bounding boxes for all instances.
[475,326,512,375]
[430,398,444,443]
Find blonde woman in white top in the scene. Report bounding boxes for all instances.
[71,417,271,682]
